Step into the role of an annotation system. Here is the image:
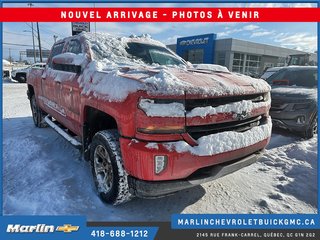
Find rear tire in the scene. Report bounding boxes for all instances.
[17,73,26,83]
[90,130,132,205]
[30,95,48,128]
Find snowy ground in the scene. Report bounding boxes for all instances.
[2,80,317,221]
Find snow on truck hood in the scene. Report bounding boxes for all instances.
[79,65,270,102]
[63,32,270,101]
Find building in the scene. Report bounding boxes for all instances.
[167,33,317,76]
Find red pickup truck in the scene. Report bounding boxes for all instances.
[27,32,271,205]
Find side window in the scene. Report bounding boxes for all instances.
[48,42,64,68]
[66,40,82,54]
[288,69,317,87]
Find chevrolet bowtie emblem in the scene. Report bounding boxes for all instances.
[56,224,79,233]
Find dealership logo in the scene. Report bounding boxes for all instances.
[179,37,209,46]
[56,224,80,233]
[6,224,79,233]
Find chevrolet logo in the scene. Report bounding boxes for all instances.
[56,224,79,233]
[234,111,248,121]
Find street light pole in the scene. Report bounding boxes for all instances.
[27,3,36,63]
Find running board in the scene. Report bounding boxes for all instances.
[44,116,82,149]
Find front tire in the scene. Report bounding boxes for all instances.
[304,115,317,139]
[90,130,132,205]
[30,95,47,128]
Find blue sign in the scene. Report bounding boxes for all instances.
[176,33,216,64]
[0,216,158,240]
[172,214,320,229]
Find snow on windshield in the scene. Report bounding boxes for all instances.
[72,32,270,102]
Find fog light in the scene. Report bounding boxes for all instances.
[297,116,306,124]
[154,156,168,175]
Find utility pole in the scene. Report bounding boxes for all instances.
[8,48,12,63]
[36,22,42,62]
[27,3,36,63]
[53,35,58,43]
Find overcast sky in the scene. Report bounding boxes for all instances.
[2,2,317,61]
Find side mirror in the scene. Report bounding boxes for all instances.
[52,53,86,74]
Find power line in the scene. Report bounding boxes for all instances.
[23,23,52,49]
[3,31,32,37]
[26,22,66,39]
[25,22,39,38]
[3,42,38,47]
[3,30,54,50]
[41,27,67,39]
[3,42,49,50]
[2,46,28,51]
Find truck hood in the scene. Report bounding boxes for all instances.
[118,67,271,98]
[271,86,317,101]
[80,63,270,102]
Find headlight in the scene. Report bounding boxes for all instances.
[293,103,311,111]
[138,98,185,117]
[137,98,185,134]
[137,126,185,134]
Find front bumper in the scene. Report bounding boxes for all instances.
[270,109,315,133]
[128,150,264,198]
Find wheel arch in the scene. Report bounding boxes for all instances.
[82,105,119,161]
[27,84,35,100]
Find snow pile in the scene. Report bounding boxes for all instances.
[143,69,192,96]
[187,98,271,118]
[234,73,271,93]
[183,71,270,97]
[80,67,143,102]
[193,64,229,73]
[3,59,11,66]
[164,117,272,156]
[139,99,185,117]
[254,135,318,212]
[145,142,159,150]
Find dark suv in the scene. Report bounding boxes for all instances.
[268,66,318,139]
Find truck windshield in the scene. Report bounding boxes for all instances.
[126,42,185,66]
